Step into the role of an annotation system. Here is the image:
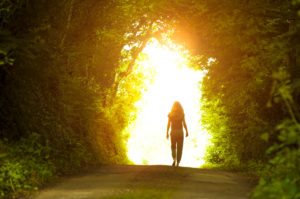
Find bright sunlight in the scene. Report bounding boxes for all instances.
[127,39,209,167]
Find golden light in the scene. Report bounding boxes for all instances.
[126,39,209,167]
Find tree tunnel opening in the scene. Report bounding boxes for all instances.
[123,38,209,167]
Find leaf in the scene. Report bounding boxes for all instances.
[260,133,269,142]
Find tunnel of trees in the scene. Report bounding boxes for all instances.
[0,0,299,198]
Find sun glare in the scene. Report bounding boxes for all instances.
[126,40,209,167]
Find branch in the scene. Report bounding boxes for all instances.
[59,0,75,48]
[119,38,149,78]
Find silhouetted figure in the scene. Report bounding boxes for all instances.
[166,101,189,167]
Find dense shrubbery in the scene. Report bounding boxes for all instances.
[0,134,54,197]
[252,120,300,198]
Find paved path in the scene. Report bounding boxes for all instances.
[31,165,256,199]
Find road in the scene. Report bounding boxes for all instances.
[31,165,256,199]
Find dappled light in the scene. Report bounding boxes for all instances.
[127,40,209,167]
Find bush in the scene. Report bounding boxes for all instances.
[0,133,55,198]
[252,120,300,199]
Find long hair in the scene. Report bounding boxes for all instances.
[168,101,184,119]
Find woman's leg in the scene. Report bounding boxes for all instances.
[176,133,184,166]
[170,133,177,165]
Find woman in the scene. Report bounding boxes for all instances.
[166,101,189,167]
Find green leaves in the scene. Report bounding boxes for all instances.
[0,133,55,197]
[252,120,300,199]
[0,49,14,66]
[276,120,300,145]
[260,133,269,142]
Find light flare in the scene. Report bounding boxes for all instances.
[127,40,208,167]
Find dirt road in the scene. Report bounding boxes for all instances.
[31,165,256,199]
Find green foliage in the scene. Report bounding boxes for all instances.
[252,120,300,198]
[196,0,289,167]
[0,133,54,197]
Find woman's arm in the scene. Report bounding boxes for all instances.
[166,118,170,139]
[183,117,189,137]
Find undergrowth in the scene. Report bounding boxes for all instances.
[0,133,55,198]
[251,120,300,199]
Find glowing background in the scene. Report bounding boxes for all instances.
[127,40,208,167]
